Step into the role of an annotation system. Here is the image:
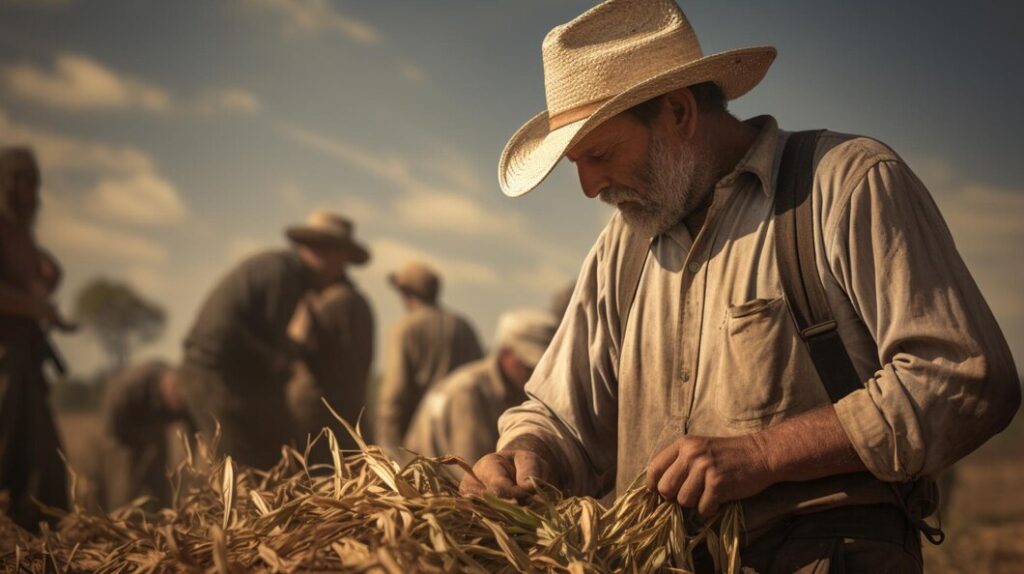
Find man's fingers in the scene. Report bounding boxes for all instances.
[513,450,549,492]
[696,472,722,518]
[675,463,706,509]
[655,456,690,500]
[460,453,527,500]
[646,442,682,491]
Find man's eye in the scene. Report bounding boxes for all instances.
[590,150,610,161]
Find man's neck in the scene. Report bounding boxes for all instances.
[682,115,759,239]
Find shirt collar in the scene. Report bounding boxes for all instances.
[655,115,782,249]
[713,114,781,197]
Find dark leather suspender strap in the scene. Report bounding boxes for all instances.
[774,130,863,403]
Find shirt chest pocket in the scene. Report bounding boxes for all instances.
[713,296,826,427]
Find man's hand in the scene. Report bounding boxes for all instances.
[459,435,564,500]
[645,434,773,518]
[646,408,868,517]
[31,298,77,332]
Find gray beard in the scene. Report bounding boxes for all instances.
[600,129,712,238]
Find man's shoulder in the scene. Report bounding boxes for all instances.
[221,249,298,287]
[813,131,902,193]
[240,248,298,271]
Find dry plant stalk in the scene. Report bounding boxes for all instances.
[0,403,743,573]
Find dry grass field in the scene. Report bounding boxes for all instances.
[54,410,1024,572]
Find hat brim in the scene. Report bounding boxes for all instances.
[285,227,371,265]
[498,46,777,198]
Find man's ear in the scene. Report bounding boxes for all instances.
[664,87,699,141]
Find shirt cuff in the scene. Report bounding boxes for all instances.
[833,385,912,483]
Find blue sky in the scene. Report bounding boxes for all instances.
[1,0,1022,377]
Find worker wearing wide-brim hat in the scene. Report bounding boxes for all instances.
[462,0,1020,571]
[180,209,373,469]
[375,261,482,455]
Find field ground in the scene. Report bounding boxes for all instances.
[54,410,1024,573]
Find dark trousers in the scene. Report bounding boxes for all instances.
[695,505,923,573]
[0,340,68,531]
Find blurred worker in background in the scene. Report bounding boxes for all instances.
[179,210,370,469]
[0,146,75,531]
[375,261,482,455]
[287,277,374,451]
[404,308,557,468]
[97,359,191,509]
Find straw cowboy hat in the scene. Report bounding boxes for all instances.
[388,261,440,303]
[285,210,370,265]
[498,0,776,197]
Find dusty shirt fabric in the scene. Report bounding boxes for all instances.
[497,116,1020,533]
[288,279,374,448]
[376,305,483,449]
[404,355,524,466]
[183,249,312,379]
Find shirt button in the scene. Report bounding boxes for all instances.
[679,368,690,382]
[687,261,701,273]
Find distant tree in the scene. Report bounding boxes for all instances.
[74,278,166,373]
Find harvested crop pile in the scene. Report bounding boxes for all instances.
[0,405,742,573]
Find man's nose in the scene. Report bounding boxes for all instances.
[577,163,606,199]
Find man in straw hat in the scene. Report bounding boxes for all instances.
[0,146,75,530]
[376,261,482,454]
[404,308,557,468]
[179,210,372,469]
[461,0,1020,570]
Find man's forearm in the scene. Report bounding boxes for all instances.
[752,406,866,484]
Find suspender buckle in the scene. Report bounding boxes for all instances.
[801,320,837,340]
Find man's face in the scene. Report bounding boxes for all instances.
[499,348,535,390]
[0,157,41,224]
[567,103,713,237]
[304,243,349,284]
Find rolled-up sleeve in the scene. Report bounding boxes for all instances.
[497,220,628,497]
[830,158,1021,482]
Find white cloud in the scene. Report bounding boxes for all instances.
[279,124,419,192]
[196,87,262,114]
[0,108,187,229]
[279,123,526,237]
[244,0,382,45]
[394,190,525,237]
[0,108,152,174]
[84,171,186,226]
[38,194,166,263]
[3,53,171,113]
